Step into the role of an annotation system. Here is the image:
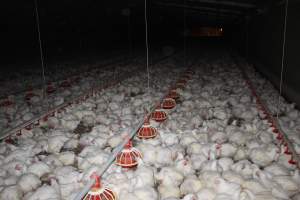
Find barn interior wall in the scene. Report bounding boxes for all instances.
[231,1,300,107]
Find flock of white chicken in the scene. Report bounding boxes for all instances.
[0,53,300,200]
[0,52,124,96]
[242,61,300,158]
[0,55,138,134]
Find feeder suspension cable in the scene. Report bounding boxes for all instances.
[34,0,49,109]
[276,0,289,119]
[183,0,187,67]
[245,17,249,60]
[145,0,150,94]
[128,10,132,58]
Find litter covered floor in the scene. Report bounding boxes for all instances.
[0,51,299,200]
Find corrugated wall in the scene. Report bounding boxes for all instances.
[235,1,300,107]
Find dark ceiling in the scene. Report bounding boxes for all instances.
[1,0,283,64]
[1,0,282,27]
[152,0,283,25]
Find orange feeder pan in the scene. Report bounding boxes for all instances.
[25,90,35,101]
[46,83,56,94]
[137,121,158,139]
[0,98,13,107]
[168,89,180,100]
[288,156,297,165]
[162,97,176,109]
[83,173,116,200]
[176,82,186,89]
[116,140,142,168]
[284,146,292,155]
[186,69,194,74]
[177,78,187,85]
[60,79,71,88]
[151,106,167,122]
[74,76,81,83]
[182,75,192,80]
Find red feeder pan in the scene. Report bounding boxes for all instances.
[176,82,186,89]
[151,106,167,122]
[46,82,56,94]
[186,69,194,74]
[272,128,279,134]
[162,97,176,109]
[116,140,142,168]
[60,79,71,88]
[83,173,116,200]
[168,89,180,100]
[5,137,15,144]
[183,73,192,79]
[288,156,297,165]
[276,133,283,141]
[73,76,81,83]
[178,78,188,84]
[284,146,292,155]
[25,123,34,131]
[137,121,157,139]
[0,97,14,107]
[25,90,35,101]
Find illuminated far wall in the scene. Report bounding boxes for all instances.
[190,27,223,37]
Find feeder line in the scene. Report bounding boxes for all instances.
[0,58,137,140]
[276,0,289,119]
[0,51,179,141]
[145,0,150,94]
[238,60,300,169]
[74,63,190,200]
[34,0,49,109]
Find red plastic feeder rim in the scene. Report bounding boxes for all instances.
[178,79,188,84]
[183,73,192,78]
[0,97,14,107]
[162,98,176,109]
[74,76,81,82]
[284,146,292,155]
[5,137,15,144]
[25,123,34,130]
[60,79,71,88]
[47,83,56,94]
[83,173,117,200]
[186,69,194,74]
[168,90,180,100]
[272,128,279,134]
[25,91,35,101]
[137,122,158,139]
[276,134,283,141]
[116,140,142,168]
[151,107,167,122]
[288,157,297,165]
[176,82,186,89]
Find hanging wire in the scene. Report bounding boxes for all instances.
[183,0,187,67]
[276,0,289,119]
[127,9,132,59]
[34,0,49,109]
[145,0,150,94]
[245,17,249,60]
